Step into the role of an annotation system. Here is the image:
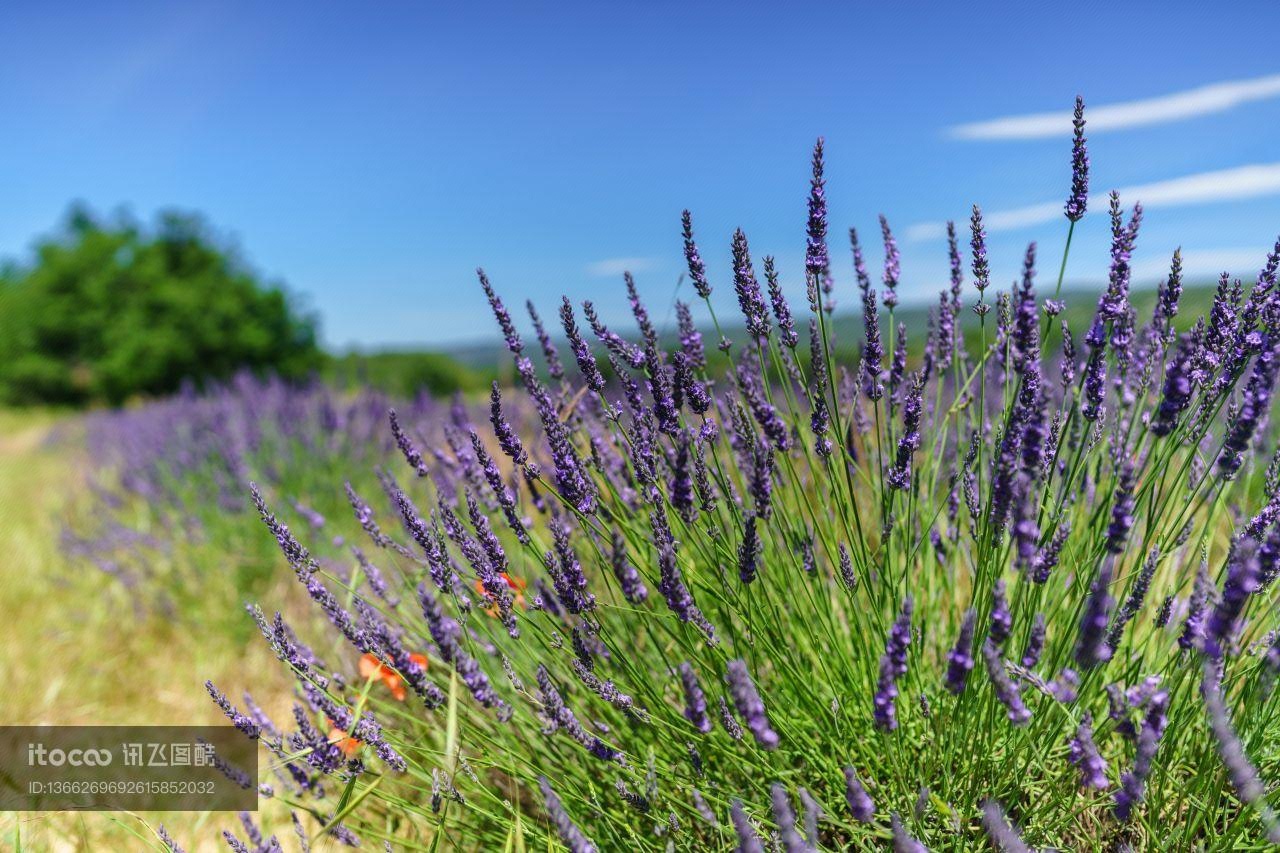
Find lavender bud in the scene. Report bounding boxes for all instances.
[1064,96,1089,222]
[982,640,1031,726]
[945,609,977,695]
[989,580,1012,646]
[726,659,779,750]
[1022,613,1046,669]
[843,767,875,823]
[540,777,598,853]
[1067,713,1108,789]
[730,799,765,853]
[678,663,713,733]
[981,800,1031,853]
[1075,562,1115,668]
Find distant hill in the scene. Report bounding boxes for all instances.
[402,280,1222,386]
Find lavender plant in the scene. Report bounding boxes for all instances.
[193,101,1280,849]
[65,373,447,624]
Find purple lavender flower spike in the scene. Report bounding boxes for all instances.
[679,662,713,733]
[770,784,806,853]
[944,608,976,695]
[989,579,1012,646]
[388,409,429,478]
[874,597,913,731]
[732,229,772,340]
[1219,339,1280,477]
[478,268,523,355]
[890,813,927,853]
[719,696,743,740]
[682,210,712,300]
[805,138,829,284]
[419,584,504,710]
[726,659,779,750]
[558,298,606,396]
[651,504,717,642]
[582,299,643,369]
[540,777,598,853]
[1114,689,1168,821]
[487,382,529,467]
[625,271,658,346]
[250,483,317,575]
[737,361,790,450]
[1032,521,1069,584]
[1075,562,1115,668]
[471,431,527,543]
[1022,613,1045,668]
[1203,662,1280,843]
[1180,561,1213,651]
[737,515,761,584]
[206,681,260,739]
[1203,538,1261,659]
[843,767,875,822]
[981,800,1031,853]
[1151,332,1196,436]
[1064,96,1089,222]
[158,825,185,853]
[675,300,706,368]
[982,640,1031,726]
[222,831,251,853]
[674,351,710,415]
[1106,462,1136,554]
[642,342,679,436]
[880,214,900,309]
[1081,339,1107,422]
[730,799,765,853]
[537,666,621,762]
[971,206,990,294]
[887,372,924,490]
[608,531,647,603]
[547,515,596,614]
[527,300,564,382]
[1068,713,1108,789]
[860,293,885,402]
[1108,548,1159,651]
[1154,248,1183,341]
[838,543,857,590]
[528,375,595,514]
[764,256,799,348]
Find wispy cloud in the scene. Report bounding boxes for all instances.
[949,74,1280,140]
[1130,248,1272,281]
[907,163,1280,241]
[585,257,656,277]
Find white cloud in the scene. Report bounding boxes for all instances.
[1130,248,1271,281]
[949,74,1280,140]
[585,257,656,277]
[907,163,1280,241]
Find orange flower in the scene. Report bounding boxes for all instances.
[327,723,361,757]
[473,573,527,616]
[358,652,429,702]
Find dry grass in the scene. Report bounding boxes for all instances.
[0,409,296,851]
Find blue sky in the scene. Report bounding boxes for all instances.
[3,2,1280,349]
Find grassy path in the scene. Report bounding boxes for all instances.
[0,410,290,851]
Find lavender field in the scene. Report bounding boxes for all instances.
[6,91,1280,851]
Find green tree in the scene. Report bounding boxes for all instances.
[0,205,321,405]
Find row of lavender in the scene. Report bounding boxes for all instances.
[65,374,457,623]
[174,100,1280,850]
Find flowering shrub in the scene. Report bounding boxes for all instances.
[194,100,1280,850]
